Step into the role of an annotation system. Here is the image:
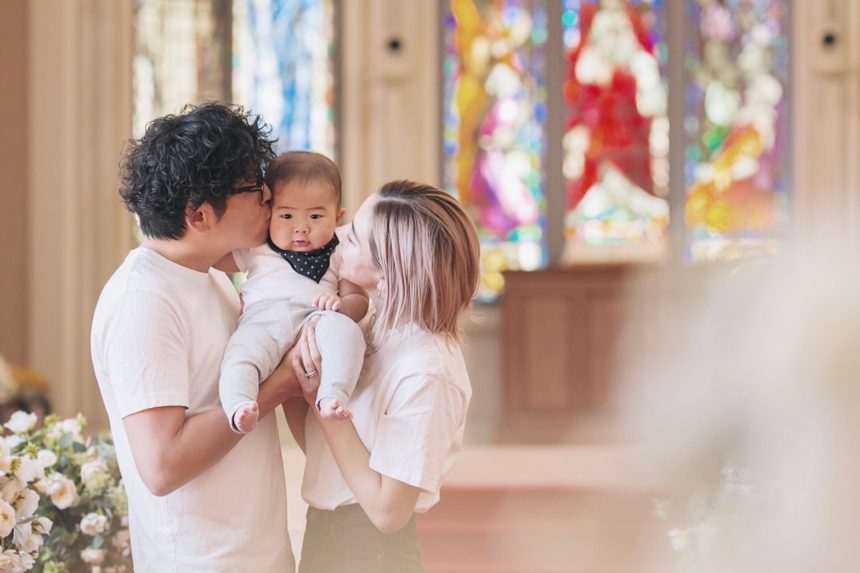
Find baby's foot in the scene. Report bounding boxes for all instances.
[318,398,352,421]
[233,401,259,433]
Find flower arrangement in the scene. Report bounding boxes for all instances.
[0,411,131,573]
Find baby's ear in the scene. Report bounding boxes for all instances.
[336,208,345,224]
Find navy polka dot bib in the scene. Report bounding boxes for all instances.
[267,235,339,283]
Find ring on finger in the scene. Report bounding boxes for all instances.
[303,369,318,379]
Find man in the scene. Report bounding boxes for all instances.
[91,103,298,572]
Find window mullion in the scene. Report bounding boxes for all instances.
[545,0,566,266]
[667,0,687,266]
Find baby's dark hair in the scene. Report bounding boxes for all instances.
[264,151,342,207]
[119,102,276,239]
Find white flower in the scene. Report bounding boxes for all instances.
[36,450,57,469]
[4,435,22,450]
[47,418,83,441]
[0,499,16,538]
[13,522,43,553]
[0,550,27,573]
[80,547,106,565]
[47,474,79,509]
[13,488,38,520]
[80,513,108,536]
[30,479,48,495]
[0,441,11,474]
[13,457,43,484]
[3,412,36,434]
[80,460,110,486]
[31,516,52,535]
[112,528,130,549]
[1,477,21,504]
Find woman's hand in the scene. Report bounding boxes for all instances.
[291,316,322,405]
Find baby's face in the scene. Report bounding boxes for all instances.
[268,179,343,252]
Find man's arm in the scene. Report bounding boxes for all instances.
[283,398,309,453]
[123,358,300,497]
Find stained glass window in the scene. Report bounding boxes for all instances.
[233,0,337,157]
[133,0,232,138]
[561,0,670,264]
[134,0,336,157]
[684,0,789,262]
[443,0,549,302]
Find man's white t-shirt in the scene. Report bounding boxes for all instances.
[91,247,294,573]
[302,324,472,512]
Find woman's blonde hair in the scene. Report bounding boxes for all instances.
[369,180,479,341]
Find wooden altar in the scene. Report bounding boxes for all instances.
[499,265,708,443]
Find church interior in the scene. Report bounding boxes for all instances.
[3,0,860,571]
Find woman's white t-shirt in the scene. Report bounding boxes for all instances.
[302,323,472,512]
[91,247,294,573]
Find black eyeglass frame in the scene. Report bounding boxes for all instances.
[231,183,267,205]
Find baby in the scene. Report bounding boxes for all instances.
[217,151,368,433]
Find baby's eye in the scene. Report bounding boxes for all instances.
[280,213,292,220]
[310,214,323,220]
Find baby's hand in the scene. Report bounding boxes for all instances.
[318,398,352,421]
[314,293,342,311]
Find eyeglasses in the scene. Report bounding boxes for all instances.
[232,184,267,206]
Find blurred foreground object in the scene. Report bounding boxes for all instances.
[616,242,860,572]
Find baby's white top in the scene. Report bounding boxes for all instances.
[233,243,340,309]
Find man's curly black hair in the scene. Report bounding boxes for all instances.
[119,102,277,239]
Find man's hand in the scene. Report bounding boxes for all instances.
[259,345,304,408]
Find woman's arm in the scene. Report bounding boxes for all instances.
[293,319,420,534]
[314,409,420,533]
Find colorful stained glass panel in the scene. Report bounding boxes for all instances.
[133,0,232,138]
[233,0,337,157]
[443,0,549,302]
[684,0,790,262]
[561,0,670,264]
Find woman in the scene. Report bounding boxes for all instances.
[286,179,480,572]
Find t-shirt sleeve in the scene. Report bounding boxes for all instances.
[369,374,468,493]
[101,291,190,418]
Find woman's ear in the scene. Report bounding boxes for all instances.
[376,278,386,293]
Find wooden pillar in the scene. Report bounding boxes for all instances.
[28,0,134,428]
[0,1,30,365]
